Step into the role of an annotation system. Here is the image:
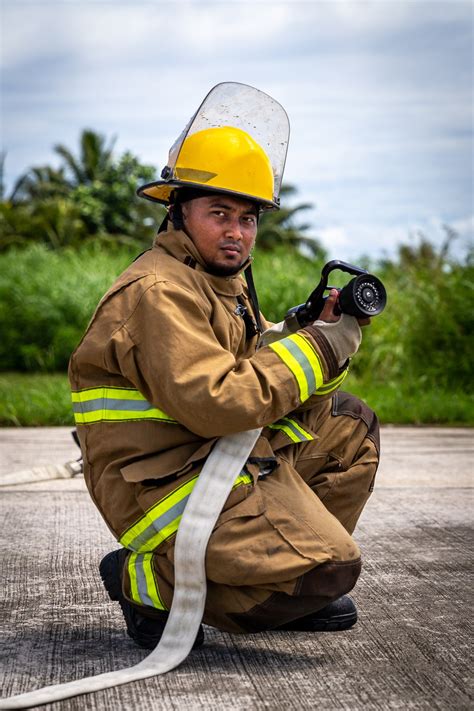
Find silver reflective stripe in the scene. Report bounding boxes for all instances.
[72,398,158,414]
[71,386,177,425]
[126,496,190,552]
[128,552,166,610]
[279,338,316,394]
[269,417,314,443]
[135,557,156,608]
[279,417,313,441]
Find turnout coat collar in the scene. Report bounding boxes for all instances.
[153,227,249,297]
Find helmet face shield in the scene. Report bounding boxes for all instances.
[138,82,290,210]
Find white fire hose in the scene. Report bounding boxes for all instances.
[0,428,262,709]
[0,460,83,487]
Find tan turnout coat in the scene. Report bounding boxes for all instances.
[69,226,374,632]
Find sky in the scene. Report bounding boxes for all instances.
[1,0,473,262]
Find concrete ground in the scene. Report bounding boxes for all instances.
[0,426,472,710]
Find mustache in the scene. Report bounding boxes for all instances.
[220,241,242,252]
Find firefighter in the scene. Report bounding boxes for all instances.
[69,102,379,650]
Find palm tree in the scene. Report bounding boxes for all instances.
[257,185,325,258]
[10,165,69,202]
[2,132,322,254]
[54,129,116,185]
[11,130,116,203]
[3,130,159,249]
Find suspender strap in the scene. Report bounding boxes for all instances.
[244,264,263,335]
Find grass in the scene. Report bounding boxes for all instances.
[0,373,74,426]
[349,377,474,426]
[0,372,472,427]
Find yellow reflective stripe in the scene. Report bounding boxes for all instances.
[291,420,314,440]
[269,334,324,403]
[269,340,310,402]
[71,385,177,425]
[283,417,314,440]
[128,552,140,603]
[120,476,198,551]
[233,472,253,487]
[291,335,324,390]
[269,422,301,443]
[71,387,148,403]
[142,552,166,610]
[315,369,348,395]
[269,417,314,443]
[127,551,167,610]
[143,515,185,553]
[120,470,253,553]
[74,408,176,425]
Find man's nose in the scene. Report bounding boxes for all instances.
[224,217,243,239]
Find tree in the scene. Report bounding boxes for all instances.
[54,129,115,185]
[1,132,322,255]
[1,130,163,250]
[256,185,326,259]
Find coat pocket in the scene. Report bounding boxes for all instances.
[120,439,217,483]
[206,487,270,586]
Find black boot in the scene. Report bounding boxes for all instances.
[276,595,358,632]
[99,549,205,649]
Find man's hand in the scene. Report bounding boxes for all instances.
[319,289,371,327]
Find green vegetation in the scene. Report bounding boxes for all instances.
[1,130,472,426]
[1,130,164,251]
[349,377,473,426]
[1,372,472,427]
[0,235,472,426]
[0,243,137,371]
[348,233,473,394]
[0,373,74,426]
[257,185,325,258]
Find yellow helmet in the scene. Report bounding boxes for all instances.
[137,126,277,210]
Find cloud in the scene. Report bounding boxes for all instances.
[316,218,472,264]
[1,2,292,70]
[1,0,472,262]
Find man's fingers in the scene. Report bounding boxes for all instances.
[318,291,372,326]
[318,289,340,323]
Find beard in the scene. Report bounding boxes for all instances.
[205,258,248,277]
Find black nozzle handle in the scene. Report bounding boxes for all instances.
[294,261,367,326]
[321,260,368,280]
[288,260,375,327]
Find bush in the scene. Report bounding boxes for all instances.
[252,245,324,322]
[351,255,474,391]
[1,241,472,400]
[0,243,137,371]
[0,242,321,372]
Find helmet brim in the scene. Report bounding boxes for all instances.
[137,179,279,211]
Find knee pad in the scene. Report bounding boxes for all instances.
[296,556,362,601]
[332,391,380,455]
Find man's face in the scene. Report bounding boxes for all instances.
[180,194,258,276]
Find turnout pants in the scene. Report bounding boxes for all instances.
[122,392,379,633]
